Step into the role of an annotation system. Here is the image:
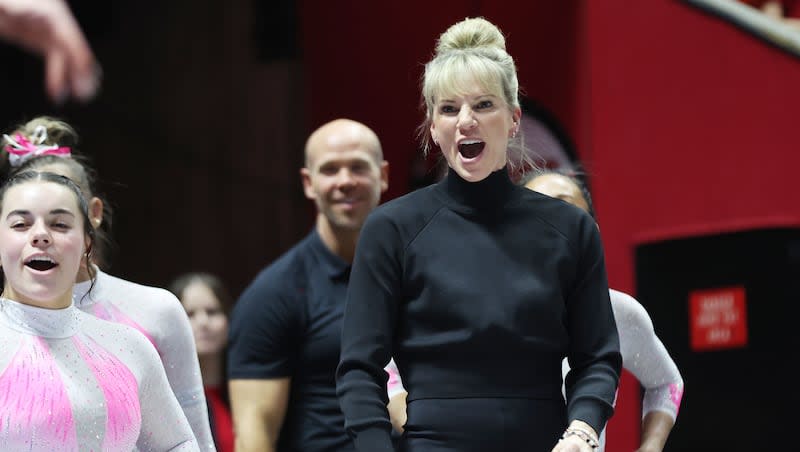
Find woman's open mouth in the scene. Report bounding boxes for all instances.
[458,140,485,159]
[25,256,58,271]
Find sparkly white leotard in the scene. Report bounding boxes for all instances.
[0,297,198,451]
[73,269,214,450]
[386,358,404,398]
[385,289,684,451]
[606,289,683,421]
[561,289,684,451]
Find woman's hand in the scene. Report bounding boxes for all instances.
[0,0,100,103]
[551,420,600,452]
[552,434,596,452]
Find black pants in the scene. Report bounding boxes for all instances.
[398,397,565,452]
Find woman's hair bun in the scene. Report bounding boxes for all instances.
[435,17,506,55]
[13,116,79,149]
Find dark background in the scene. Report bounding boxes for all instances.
[636,229,800,450]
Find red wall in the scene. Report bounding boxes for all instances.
[587,0,800,288]
[301,1,800,450]
[586,1,800,449]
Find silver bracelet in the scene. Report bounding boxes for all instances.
[561,427,600,450]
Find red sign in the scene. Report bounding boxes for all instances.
[689,286,748,351]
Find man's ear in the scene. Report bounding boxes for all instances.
[300,168,316,200]
[380,161,389,193]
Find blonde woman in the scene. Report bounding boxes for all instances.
[337,17,620,452]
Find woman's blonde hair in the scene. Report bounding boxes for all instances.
[419,17,531,173]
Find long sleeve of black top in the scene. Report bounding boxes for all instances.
[336,168,621,452]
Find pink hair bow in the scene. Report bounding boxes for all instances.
[3,125,71,168]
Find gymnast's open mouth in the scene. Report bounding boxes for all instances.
[24,255,58,271]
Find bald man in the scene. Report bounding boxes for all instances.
[228,119,389,452]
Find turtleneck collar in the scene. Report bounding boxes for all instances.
[439,166,518,211]
[0,297,83,338]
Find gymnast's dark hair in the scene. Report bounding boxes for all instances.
[519,167,595,219]
[0,171,97,295]
[1,116,115,270]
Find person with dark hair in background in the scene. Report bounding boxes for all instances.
[0,171,197,450]
[1,116,217,450]
[522,169,684,452]
[336,17,620,452]
[170,272,236,452]
[0,0,100,102]
[227,118,389,452]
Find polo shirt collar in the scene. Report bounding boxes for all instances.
[309,228,351,281]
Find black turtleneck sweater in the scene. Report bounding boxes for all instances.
[336,168,621,452]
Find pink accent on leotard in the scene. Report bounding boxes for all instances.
[669,383,684,415]
[73,336,141,450]
[89,301,158,352]
[386,364,401,393]
[0,337,78,451]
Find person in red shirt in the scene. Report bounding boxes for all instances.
[170,273,235,452]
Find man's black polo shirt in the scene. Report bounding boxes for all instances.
[228,228,354,452]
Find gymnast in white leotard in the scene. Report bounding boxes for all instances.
[0,171,198,451]
[2,116,215,450]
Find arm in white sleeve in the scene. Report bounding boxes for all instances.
[385,358,406,398]
[610,289,684,422]
[136,331,200,451]
[152,290,216,450]
[384,358,408,433]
